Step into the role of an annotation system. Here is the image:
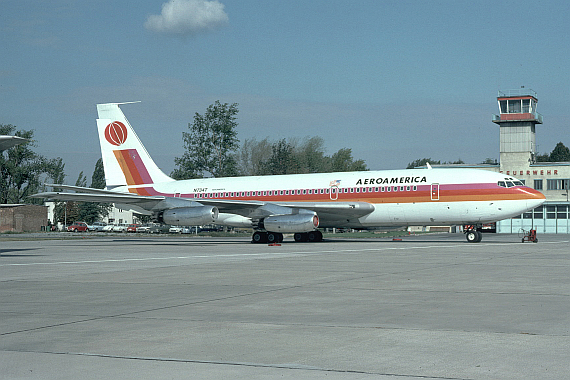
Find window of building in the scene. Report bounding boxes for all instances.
[558,205,568,219]
[500,100,507,113]
[522,99,530,113]
[547,179,570,190]
[508,99,521,113]
[534,179,543,190]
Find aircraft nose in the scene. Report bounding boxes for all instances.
[526,190,546,210]
[527,197,546,210]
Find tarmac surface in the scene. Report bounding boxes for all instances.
[1,232,569,379]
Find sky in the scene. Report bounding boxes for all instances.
[2,0,570,184]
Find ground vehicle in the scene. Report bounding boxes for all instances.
[127,223,140,232]
[67,222,89,232]
[200,225,222,232]
[147,224,170,234]
[88,222,107,231]
[135,224,153,233]
[112,223,128,232]
[102,224,115,232]
[169,226,193,234]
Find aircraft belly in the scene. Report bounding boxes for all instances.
[357,201,501,227]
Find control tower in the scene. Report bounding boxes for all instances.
[492,88,543,171]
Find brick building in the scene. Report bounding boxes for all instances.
[0,204,48,232]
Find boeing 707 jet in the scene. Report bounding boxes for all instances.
[32,102,545,243]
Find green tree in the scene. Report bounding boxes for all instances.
[91,158,106,189]
[296,136,329,173]
[172,101,240,179]
[0,125,63,204]
[330,148,367,172]
[261,139,300,175]
[549,142,570,162]
[235,137,272,176]
[480,158,498,164]
[236,136,368,175]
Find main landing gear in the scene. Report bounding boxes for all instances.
[293,230,323,242]
[464,225,482,243]
[252,231,283,244]
[251,230,323,243]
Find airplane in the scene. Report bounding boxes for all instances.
[32,102,546,243]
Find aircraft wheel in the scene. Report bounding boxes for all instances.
[308,230,322,242]
[267,232,283,243]
[294,232,308,242]
[475,231,482,242]
[466,230,479,243]
[252,231,268,244]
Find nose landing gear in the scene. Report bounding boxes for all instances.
[464,225,483,243]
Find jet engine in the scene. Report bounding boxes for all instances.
[263,213,319,233]
[162,206,219,226]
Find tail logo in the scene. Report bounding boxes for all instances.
[105,121,128,146]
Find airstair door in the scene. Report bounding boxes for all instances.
[431,183,440,201]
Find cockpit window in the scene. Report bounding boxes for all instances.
[513,181,523,186]
[506,181,515,187]
[498,181,506,187]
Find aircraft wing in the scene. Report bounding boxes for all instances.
[0,135,28,151]
[32,184,375,223]
[30,190,167,210]
[196,199,375,222]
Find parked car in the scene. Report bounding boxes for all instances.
[102,224,115,232]
[112,224,128,232]
[169,226,191,234]
[127,223,140,232]
[147,224,170,234]
[88,222,106,232]
[200,224,223,232]
[135,224,153,233]
[67,222,89,232]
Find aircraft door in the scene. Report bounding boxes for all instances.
[431,183,440,201]
[330,185,339,200]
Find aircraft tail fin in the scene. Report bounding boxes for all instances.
[96,102,173,189]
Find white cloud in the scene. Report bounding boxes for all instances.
[145,0,229,36]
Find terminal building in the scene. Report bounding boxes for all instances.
[490,89,569,234]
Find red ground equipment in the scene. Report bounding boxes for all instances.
[521,229,538,243]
